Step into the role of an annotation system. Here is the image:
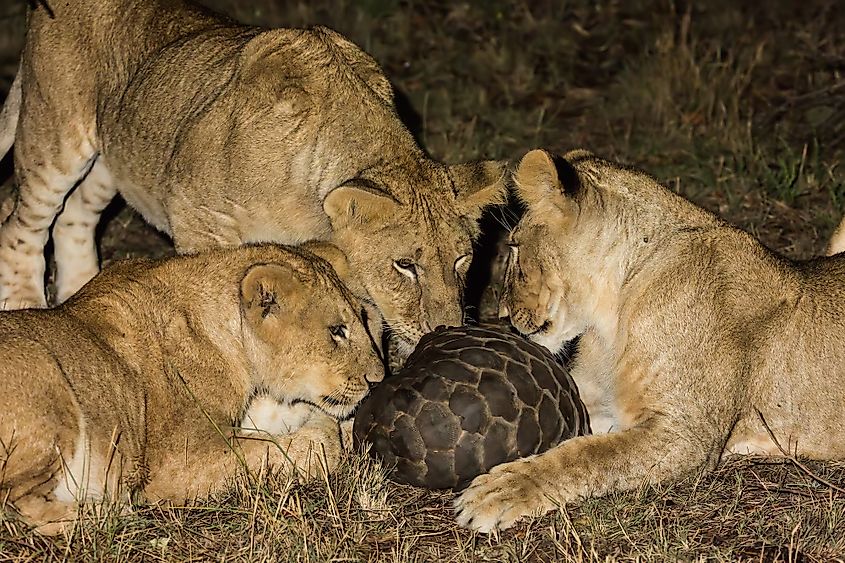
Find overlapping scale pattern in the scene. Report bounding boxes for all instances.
[353,325,591,489]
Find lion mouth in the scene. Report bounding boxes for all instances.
[522,319,552,337]
[320,395,349,407]
[320,396,355,416]
[290,395,359,419]
[319,388,370,419]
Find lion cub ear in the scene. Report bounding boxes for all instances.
[240,29,312,113]
[450,160,508,221]
[300,241,350,279]
[514,149,580,208]
[311,26,394,105]
[323,184,400,230]
[240,263,305,332]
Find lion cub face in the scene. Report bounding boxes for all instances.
[239,256,383,418]
[500,149,617,354]
[324,161,506,355]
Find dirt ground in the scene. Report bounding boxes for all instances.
[1,0,844,560]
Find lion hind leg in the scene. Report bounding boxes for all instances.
[52,160,117,304]
[2,431,82,535]
[12,493,78,536]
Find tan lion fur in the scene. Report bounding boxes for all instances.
[827,216,845,255]
[455,148,845,532]
[0,0,505,353]
[0,243,383,534]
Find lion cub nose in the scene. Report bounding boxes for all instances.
[366,364,386,384]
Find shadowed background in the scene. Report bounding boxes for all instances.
[0,1,843,560]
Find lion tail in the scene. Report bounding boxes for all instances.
[0,65,21,162]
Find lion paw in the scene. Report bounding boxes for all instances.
[0,284,47,311]
[453,458,555,533]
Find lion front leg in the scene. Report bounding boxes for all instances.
[240,406,344,479]
[454,420,723,533]
[146,409,342,502]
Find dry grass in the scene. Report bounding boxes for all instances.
[1,453,843,561]
[1,0,845,560]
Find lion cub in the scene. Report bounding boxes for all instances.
[455,149,845,532]
[0,0,505,357]
[0,244,383,534]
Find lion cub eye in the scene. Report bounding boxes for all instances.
[330,324,350,341]
[393,259,417,280]
[454,254,471,272]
